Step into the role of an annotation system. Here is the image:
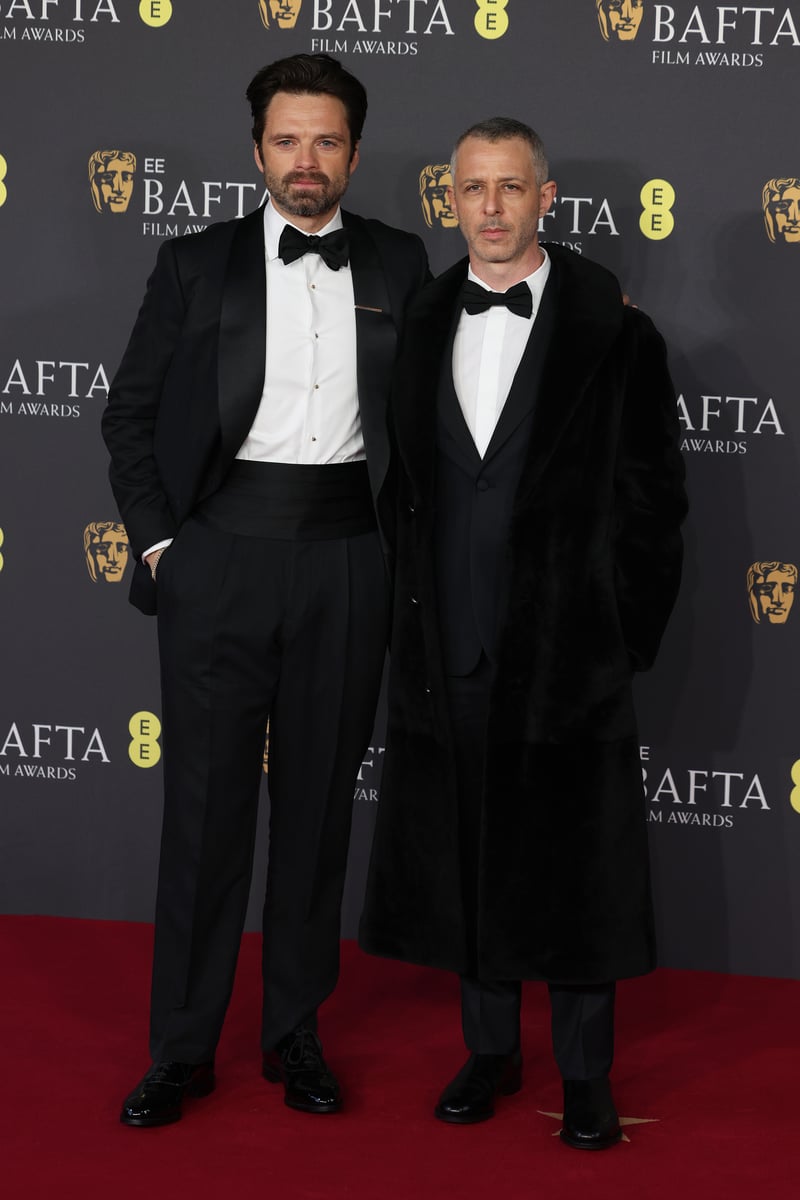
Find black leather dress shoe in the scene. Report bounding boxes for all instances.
[435,1052,522,1124]
[560,1077,622,1150]
[262,1027,341,1114]
[120,1061,215,1127]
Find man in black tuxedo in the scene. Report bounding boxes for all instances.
[103,54,428,1127]
[360,118,687,1149]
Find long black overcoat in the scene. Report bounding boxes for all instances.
[360,246,688,984]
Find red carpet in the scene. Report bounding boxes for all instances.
[2,916,798,1199]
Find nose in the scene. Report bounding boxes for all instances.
[483,185,503,215]
[294,143,321,171]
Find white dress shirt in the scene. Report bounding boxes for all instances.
[452,250,551,458]
[236,199,362,463]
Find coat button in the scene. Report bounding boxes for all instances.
[407,503,416,515]
[476,479,490,492]
[410,595,419,605]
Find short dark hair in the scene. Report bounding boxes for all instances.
[246,54,368,153]
[451,117,549,187]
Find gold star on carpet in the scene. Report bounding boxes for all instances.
[537,1110,660,1143]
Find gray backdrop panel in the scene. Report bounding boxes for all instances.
[1,1,799,978]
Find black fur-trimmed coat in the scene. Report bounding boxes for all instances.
[359,246,688,983]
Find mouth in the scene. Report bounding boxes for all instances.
[287,175,328,190]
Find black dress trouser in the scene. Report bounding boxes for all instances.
[446,658,615,1081]
[149,513,389,1063]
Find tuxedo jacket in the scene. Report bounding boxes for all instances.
[101,205,430,613]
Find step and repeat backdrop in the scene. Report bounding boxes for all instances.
[1,1,799,977]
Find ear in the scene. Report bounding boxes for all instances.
[253,142,264,173]
[446,185,457,219]
[539,180,557,219]
[349,141,360,174]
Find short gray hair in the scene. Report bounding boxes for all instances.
[450,117,549,187]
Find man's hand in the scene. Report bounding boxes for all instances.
[145,548,165,580]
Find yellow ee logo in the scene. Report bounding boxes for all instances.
[0,526,4,572]
[129,710,162,768]
[640,179,675,241]
[790,760,800,814]
[0,155,7,208]
[474,0,509,40]
[139,0,172,26]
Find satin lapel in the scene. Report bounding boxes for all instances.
[218,208,267,463]
[394,262,467,503]
[344,212,397,500]
[482,276,556,462]
[514,246,624,499]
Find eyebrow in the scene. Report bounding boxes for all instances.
[459,175,528,186]
[268,131,347,141]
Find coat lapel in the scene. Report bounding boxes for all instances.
[514,244,624,499]
[394,260,468,503]
[217,207,267,463]
[344,211,399,501]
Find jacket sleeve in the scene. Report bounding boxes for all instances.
[100,238,186,560]
[613,309,688,671]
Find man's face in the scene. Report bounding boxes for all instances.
[601,0,644,41]
[769,186,800,244]
[93,157,134,213]
[448,136,555,274]
[754,569,796,623]
[260,0,301,27]
[254,91,358,231]
[423,171,457,228]
[91,530,129,582]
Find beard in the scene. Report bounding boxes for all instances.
[265,167,351,219]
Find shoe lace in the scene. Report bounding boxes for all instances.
[284,1029,324,1071]
[147,1062,189,1086]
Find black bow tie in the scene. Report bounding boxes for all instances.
[278,225,349,271]
[460,279,533,319]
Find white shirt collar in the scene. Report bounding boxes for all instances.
[466,246,551,316]
[263,198,345,261]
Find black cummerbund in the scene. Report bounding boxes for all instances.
[196,460,377,540]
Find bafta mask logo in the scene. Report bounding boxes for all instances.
[84,522,130,584]
[258,0,302,29]
[88,150,136,215]
[596,0,644,42]
[762,178,800,245]
[419,164,458,230]
[747,561,798,625]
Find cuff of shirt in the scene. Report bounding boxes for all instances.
[142,538,173,561]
